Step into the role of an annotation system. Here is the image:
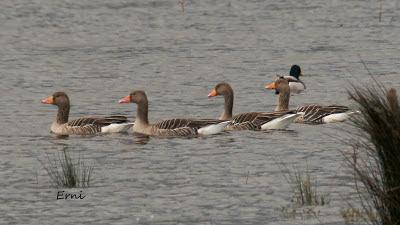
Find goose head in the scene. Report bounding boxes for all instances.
[266,77,291,111]
[41,92,70,107]
[289,64,302,79]
[208,82,234,120]
[265,77,290,95]
[119,90,149,124]
[119,90,147,105]
[41,92,70,124]
[208,82,233,98]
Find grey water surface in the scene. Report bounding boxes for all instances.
[1,0,400,224]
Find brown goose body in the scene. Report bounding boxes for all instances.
[208,82,296,130]
[50,116,130,135]
[294,104,349,124]
[153,118,224,130]
[41,92,132,135]
[119,91,225,137]
[132,121,198,137]
[266,77,351,124]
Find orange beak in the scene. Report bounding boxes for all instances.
[41,96,54,104]
[265,82,276,89]
[118,95,131,104]
[208,89,217,97]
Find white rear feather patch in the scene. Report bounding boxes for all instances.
[322,111,360,123]
[261,112,304,130]
[101,122,134,133]
[198,121,230,135]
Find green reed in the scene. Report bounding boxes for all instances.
[41,148,94,188]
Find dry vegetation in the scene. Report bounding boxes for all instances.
[345,84,400,225]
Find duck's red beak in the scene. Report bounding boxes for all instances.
[118,95,131,104]
[41,96,54,104]
[265,82,276,89]
[208,89,217,97]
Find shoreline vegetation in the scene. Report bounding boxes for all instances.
[344,84,400,225]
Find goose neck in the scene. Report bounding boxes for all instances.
[136,100,149,126]
[276,90,290,111]
[220,92,233,120]
[56,102,69,124]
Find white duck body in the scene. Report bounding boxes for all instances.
[283,75,306,94]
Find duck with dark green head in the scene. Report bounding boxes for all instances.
[282,64,306,94]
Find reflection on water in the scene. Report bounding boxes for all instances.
[133,133,151,145]
[54,134,70,140]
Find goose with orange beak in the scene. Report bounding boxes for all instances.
[41,92,133,135]
[266,77,358,124]
[207,82,303,130]
[118,90,230,137]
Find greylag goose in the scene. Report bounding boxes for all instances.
[41,92,133,135]
[118,90,229,137]
[265,77,358,124]
[280,65,306,94]
[207,82,303,130]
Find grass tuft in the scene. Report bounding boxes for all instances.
[278,163,327,220]
[41,148,94,188]
[346,84,400,225]
[292,170,326,207]
[287,168,326,207]
[341,207,379,225]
